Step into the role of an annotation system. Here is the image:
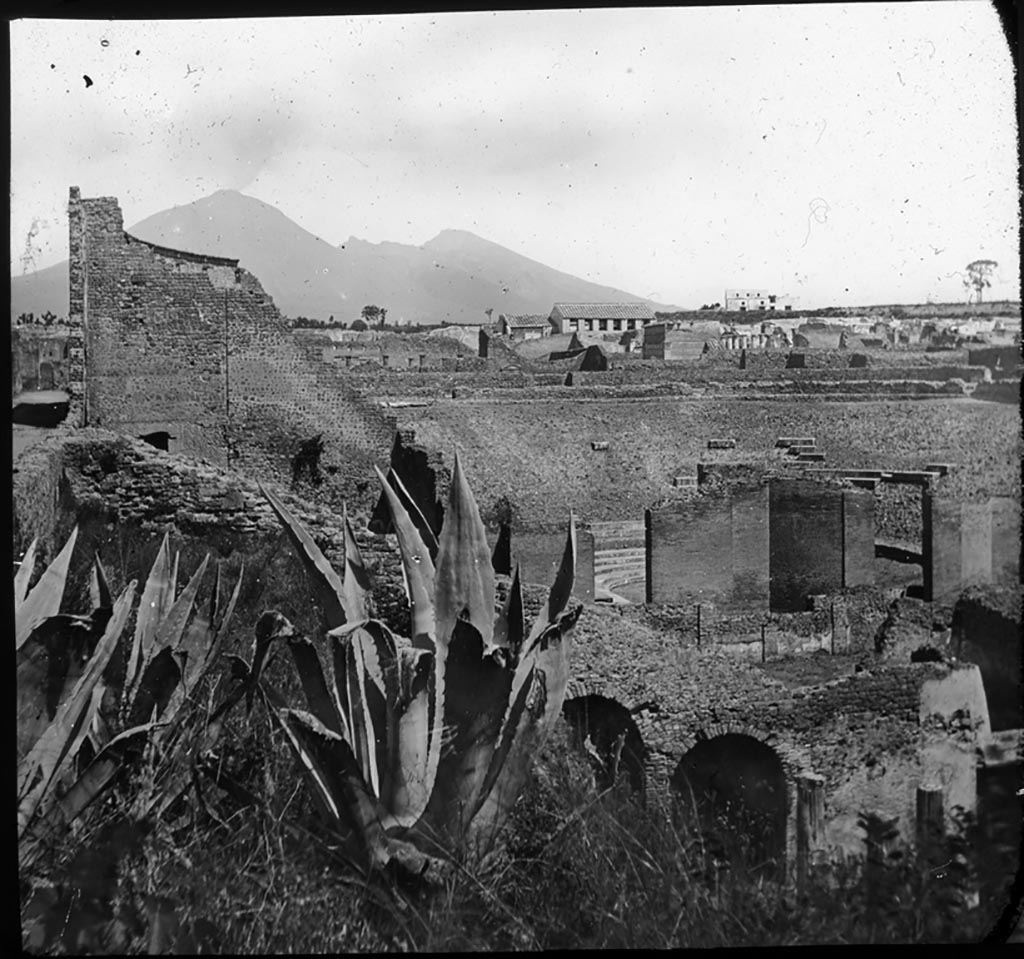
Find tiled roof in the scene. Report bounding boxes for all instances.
[550,302,656,320]
[502,314,550,328]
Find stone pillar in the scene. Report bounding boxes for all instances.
[796,774,825,895]
[915,783,944,863]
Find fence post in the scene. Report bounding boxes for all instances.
[796,773,825,896]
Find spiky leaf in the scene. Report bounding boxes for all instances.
[18,584,135,832]
[381,646,436,830]
[385,467,441,561]
[89,554,113,612]
[434,453,495,649]
[126,534,175,694]
[261,484,347,630]
[525,515,576,645]
[374,466,436,646]
[493,565,525,655]
[341,506,375,623]
[275,708,392,869]
[16,527,79,649]
[14,538,39,610]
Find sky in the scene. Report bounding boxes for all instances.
[10,4,1020,309]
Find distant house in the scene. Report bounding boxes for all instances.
[498,313,552,340]
[549,302,656,334]
[724,289,796,312]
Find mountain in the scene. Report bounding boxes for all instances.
[11,190,675,323]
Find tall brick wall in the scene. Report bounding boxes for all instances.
[923,493,1020,601]
[70,188,395,508]
[842,487,876,588]
[769,479,845,611]
[645,484,770,609]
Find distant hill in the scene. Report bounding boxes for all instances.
[10,190,673,324]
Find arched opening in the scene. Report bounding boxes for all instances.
[562,695,646,794]
[139,431,172,452]
[38,361,55,390]
[671,733,787,878]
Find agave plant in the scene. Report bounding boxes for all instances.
[16,529,243,871]
[258,454,579,877]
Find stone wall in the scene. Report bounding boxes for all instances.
[768,479,874,612]
[645,483,770,610]
[70,188,395,511]
[923,492,1020,601]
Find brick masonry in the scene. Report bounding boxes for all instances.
[69,188,396,510]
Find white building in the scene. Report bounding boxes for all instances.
[724,289,796,312]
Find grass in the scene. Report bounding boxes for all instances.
[20,706,1010,952]
[17,519,1020,952]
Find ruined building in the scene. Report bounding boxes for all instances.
[65,187,394,501]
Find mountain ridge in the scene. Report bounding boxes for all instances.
[10,190,678,323]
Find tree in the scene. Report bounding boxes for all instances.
[361,305,382,327]
[965,259,997,303]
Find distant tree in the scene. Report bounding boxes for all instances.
[485,308,494,322]
[964,259,998,303]
[361,305,382,327]
[351,318,368,332]
[328,314,335,325]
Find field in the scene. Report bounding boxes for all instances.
[396,396,1019,530]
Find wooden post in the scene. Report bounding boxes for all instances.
[696,603,701,647]
[796,774,825,896]
[761,622,766,663]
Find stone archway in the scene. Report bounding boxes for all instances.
[671,733,788,877]
[562,694,646,794]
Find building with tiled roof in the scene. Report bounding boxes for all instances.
[497,313,552,340]
[549,302,656,334]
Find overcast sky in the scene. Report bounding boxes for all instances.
[10,5,1019,309]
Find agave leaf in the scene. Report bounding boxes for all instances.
[200,562,244,678]
[467,665,549,861]
[14,538,39,610]
[420,619,512,845]
[20,722,156,869]
[89,554,113,612]
[17,584,135,829]
[274,708,392,871]
[18,684,105,847]
[126,533,174,694]
[524,515,576,646]
[286,626,346,739]
[381,646,436,830]
[17,610,108,760]
[154,554,210,651]
[127,647,183,728]
[373,466,436,648]
[333,629,386,797]
[16,527,79,649]
[385,467,441,561]
[341,505,375,623]
[433,453,495,650]
[261,484,347,630]
[492,564,525,655]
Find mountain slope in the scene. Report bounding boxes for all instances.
[11,190,674,323]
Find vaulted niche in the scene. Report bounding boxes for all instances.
[562,695,646,794]
[671,733,787,877]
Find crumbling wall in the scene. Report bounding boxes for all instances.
[70,188,395,509]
